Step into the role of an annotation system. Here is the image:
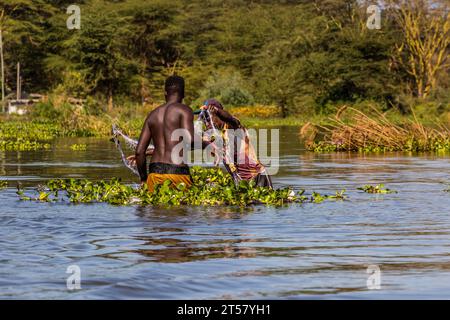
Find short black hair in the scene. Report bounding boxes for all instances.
[165,75,185,96]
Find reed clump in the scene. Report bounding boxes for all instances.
[302,106,450,152]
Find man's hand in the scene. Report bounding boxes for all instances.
[126,154,137,167]
[127,149,153,167]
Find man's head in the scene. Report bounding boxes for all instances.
[165,75,185,100]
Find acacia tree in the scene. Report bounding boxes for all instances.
[121,0,180,103]
[0,0,56,95]
[60,2,139,111]
[0,9,6,112]
[388,0,449,98]
[253,0,397,116]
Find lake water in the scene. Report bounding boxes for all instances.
[1,127,450,299]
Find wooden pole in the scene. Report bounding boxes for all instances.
[16,61,20,100]
[0,29,5,113]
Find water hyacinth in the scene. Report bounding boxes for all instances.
[16,167,347,206]
[0,122,58,151]
[0,122,60,140]
[357,184,397,194]
[70,144,87,151]
[0,139,51,151]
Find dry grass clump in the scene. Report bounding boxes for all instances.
[301,106,450,152]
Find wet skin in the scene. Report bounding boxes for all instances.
[135,95,196,183]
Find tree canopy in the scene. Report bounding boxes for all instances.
[0,0,448,115]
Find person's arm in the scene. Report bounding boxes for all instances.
[213,108,241,129]
[181,107,213,150]
[126,147,153,167]
[135,116,152,184]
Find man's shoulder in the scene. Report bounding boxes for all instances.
[147,103,193,121]
[169,102,191,110]
[168,102,193,114]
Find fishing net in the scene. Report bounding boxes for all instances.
[110,124,154,176]
[110,108,243,186]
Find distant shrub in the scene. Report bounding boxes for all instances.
[53,71,90,98]
[31,101,62,120]
[83,96,103,116]
[196,69,255,107]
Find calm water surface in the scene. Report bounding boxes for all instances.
[1,127,450,299]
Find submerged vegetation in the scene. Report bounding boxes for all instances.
[358,184,398,194]
[303,107,450,153]
[16,167,347,207]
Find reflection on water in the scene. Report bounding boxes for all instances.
[1,127,450,299]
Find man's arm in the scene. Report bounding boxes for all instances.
[135,115,152,183]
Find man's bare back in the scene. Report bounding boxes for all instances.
[135,76,199,187]
[149,102,193,162]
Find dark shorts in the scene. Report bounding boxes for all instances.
[149,162,191,175]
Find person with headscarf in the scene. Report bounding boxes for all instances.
[199,99,273,188]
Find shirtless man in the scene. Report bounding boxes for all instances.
[135,76,209,192]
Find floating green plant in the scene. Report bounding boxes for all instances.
[17,167,346,207]
[70,144,87,151]
[357,184,397,194]
[0,139,51,151]
[0,181,7,189]
[0,122,60,141]
[0,122,58,151]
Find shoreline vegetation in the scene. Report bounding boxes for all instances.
[0,0,448,153]
[301,106,450,152]
[1,97,449,152]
